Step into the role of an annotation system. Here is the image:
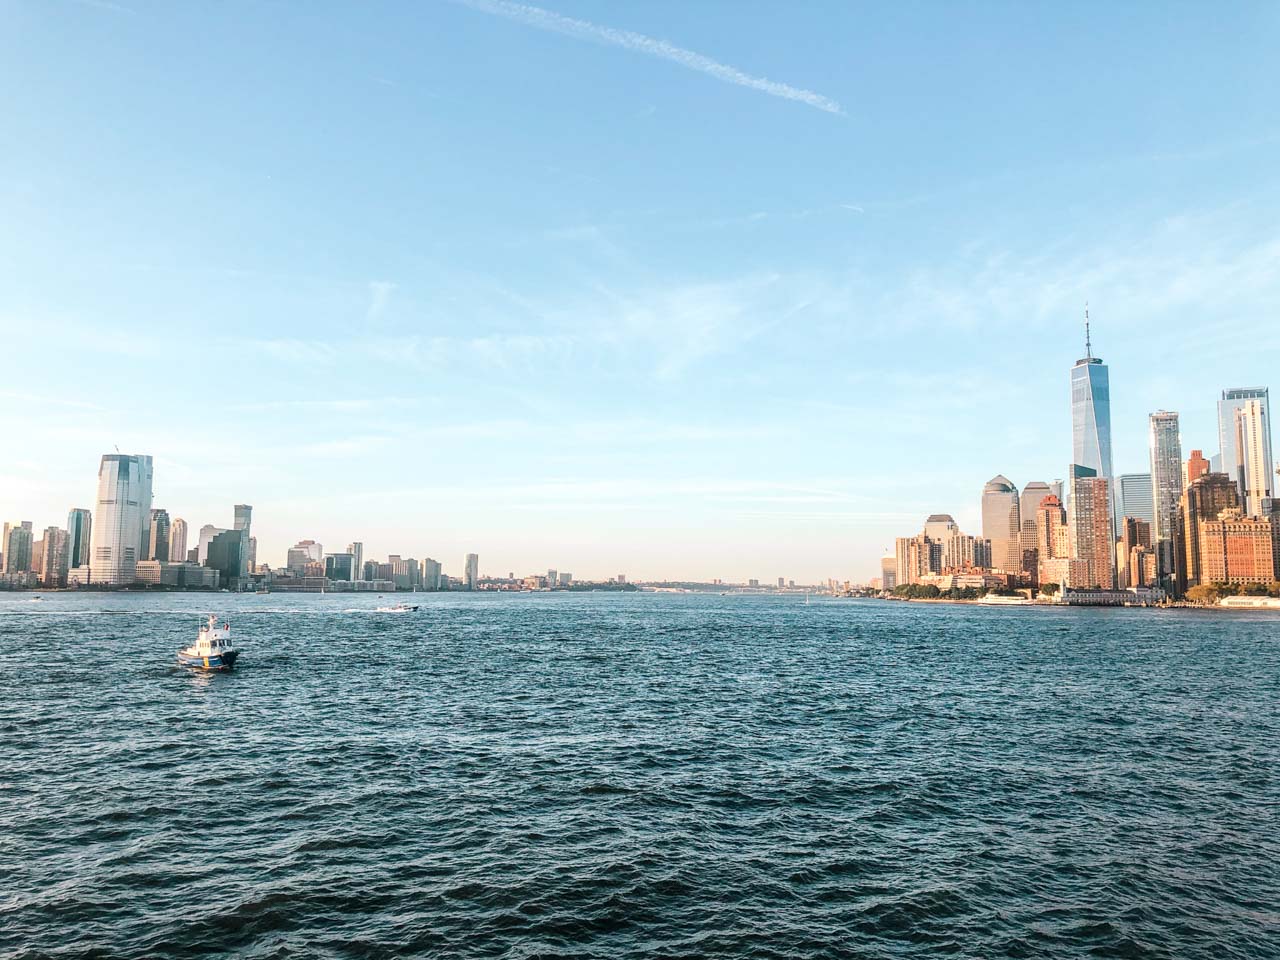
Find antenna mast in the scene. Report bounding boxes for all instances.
[1084,302,1093,358]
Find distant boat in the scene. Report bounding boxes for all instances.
[177,615,240,671]
[29,596,43,602]
[977,595,1033,606]
[376,603,419,613]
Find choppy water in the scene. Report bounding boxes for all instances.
[2,592,1279,959]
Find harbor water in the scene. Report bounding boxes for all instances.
[2,592,1278,958]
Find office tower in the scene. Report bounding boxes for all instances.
[1019,482,1053,528]
[777,576,785,589]
[422,558,442,591]
[1068,465,1114,589]
[247,536,257,572]
[1233,399,1274,516]
[547,568,558,587]
[879,557,897,591]
[617,573,626,584]
[231,505,253,578]
[286,539,323,575]
[66,508,92,569]
[981,476,1021,571]
[168,517,188,563]
[1197,508,1279,587]
[560,573,573,586]
[1178,473,1241,592]
[205,529,246,587]
[347,542,364,580]
[1114,474,1155,525]
[1148,411,1183,587]
[148,509,171,562]
[1070,311,1114,489]
[39,527,70,586]
[324,553,356,581]
[1185,450,1210,489]
[197,524,227,566]
[465,553,479,590]
[2,521,34,574]
[88,454,153,586]
[1215,387,1270,479]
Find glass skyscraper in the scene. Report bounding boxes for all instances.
[88,453,154,586]
[1114,474,1154,524]
[1147,411,1183,586]
[1070,328,1113,485]
[1214,388,1270,487]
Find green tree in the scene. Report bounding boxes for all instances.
[1040,582,1060,597]
[1186,584,1221,605]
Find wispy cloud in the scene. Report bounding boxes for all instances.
[452,0,844,115]
[364,280,396,325]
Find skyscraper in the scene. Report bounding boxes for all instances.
[148,508,171,562]
[465,553,479,590]
[66,508,92,569]
[168,517,188,563]
[422,558,442,591]
[1184,450,1210,488]
[1233,398,1274,516]
[2,521,34,574]
[232,504,253,578]
[348,542,364,581]
[1148,411,1183,587]
[981,476,1020,571]
[1068,464,1114,589]
[1215,387,1270,479]
[1114,474,1155,525]
[1070,310,1114,489]
[197,524,227,566]
[39,527,70,586]
[88,454,154,586]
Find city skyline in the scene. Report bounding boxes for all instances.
[3,3,1279,580]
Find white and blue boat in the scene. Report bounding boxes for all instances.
[177,615,240,671]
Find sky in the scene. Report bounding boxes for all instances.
[2,1,1279,582]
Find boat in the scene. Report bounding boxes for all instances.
[177,615,240,671]
[376,603,420,613]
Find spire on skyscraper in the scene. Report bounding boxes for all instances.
[1084,302,1092,359]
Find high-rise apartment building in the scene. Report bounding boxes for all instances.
[1068,464,1114,589]
[66,508,92,569]
[422,558,442,591]
[464,553,479,590]
[1148,411,1183,587]
[1177,473,1241,593]
[148,508,171,562]
[1232,398,1274,516]
[981,476,1021,571]
[38,527,70,587]
[1115,474,1154,526]
[1070,313,1114,494]
[88,454,154,586]
[2,521,34,574]
[347,542,364,580]
[168,517,188,563]
[1215,387,1270,479]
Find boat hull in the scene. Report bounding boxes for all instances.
[177,649,240,671]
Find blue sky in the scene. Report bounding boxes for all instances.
[2,0,1278,581]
